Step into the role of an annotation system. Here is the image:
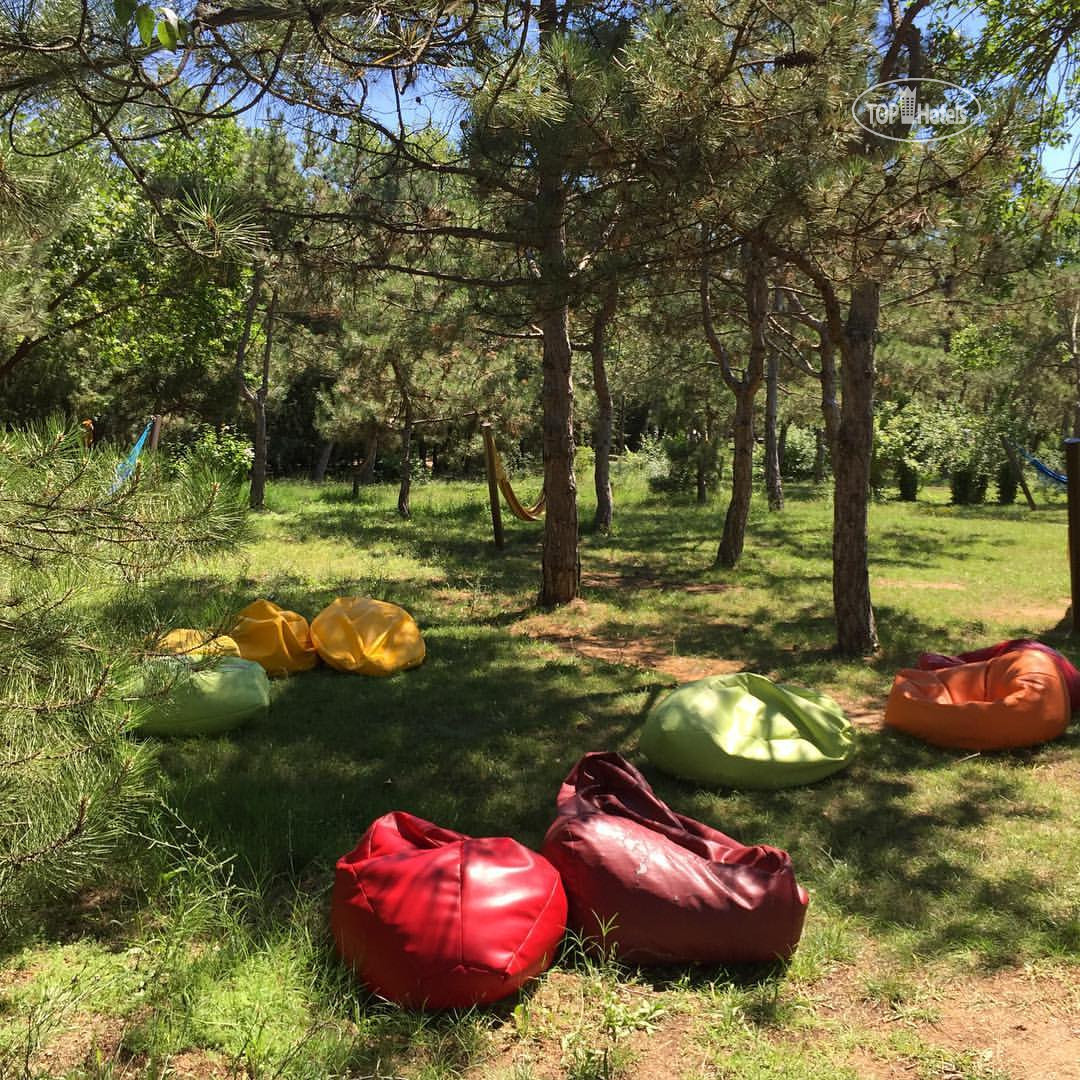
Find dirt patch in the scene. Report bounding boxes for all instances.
[512,618,743,682]
[828,693,887,731]
[816,961,1080,1080]
[581,570,737,596]
[927,970,1080,1080]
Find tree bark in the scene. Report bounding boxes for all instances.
[250,399,268,510]
[389,356,414,519]
[702,241,768,569]
[536,0,579,607]
[235,266,272,511]
[397,419,413,518]
[591,284,618,533]
[310,440,333,482]
[718,388,757,566]
[813,427,826,484]
[833,280,880,655]
[764,348,784,511]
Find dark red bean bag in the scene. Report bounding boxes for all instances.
[541,752,809,966]
[331,811,567,1010]
[919,639,1080,710]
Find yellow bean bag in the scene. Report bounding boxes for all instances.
[230,599,319,676]
[156,628,241,658]
[311,597,425,676]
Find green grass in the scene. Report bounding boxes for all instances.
[2,466,1078,1079]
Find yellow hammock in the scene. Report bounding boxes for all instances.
[482,425,546,522]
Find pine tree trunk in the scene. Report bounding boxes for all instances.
[833,281,879,655]
[310,440,333,482]
[250,396,267,510]
[813,427,826,483]
[360,430,378,483]
[696,439,709,504]
[764,349,784,511]
[717,388,755,567]
[536,0,579,608]
[398,420,413,519]
[591,285,617,533]
[539,306,579,605]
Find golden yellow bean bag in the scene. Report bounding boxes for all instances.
[156,628,241,658]
[230,599,319,676]
[311,597,425,676]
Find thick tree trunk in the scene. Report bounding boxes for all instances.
[310,440,333,482]
[591,285,617,533]
[764,349,784,511]
[250,398,268,510]
[717,388,756,567]
[833,281,880,655]
[398,420,413,519]
[536,0,579,607]
[539,305,579,605]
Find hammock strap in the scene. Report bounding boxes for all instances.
[108,420,154,495]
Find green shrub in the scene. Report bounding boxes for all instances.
[646,434,721,496]
[780,425,818,480]
[172,426,254,479]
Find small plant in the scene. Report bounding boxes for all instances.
[173,425,255,479]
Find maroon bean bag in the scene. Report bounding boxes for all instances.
[919,639,1080,710]
[331,811,567,1010]
[541,752,809,966]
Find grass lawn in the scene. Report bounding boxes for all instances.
[2,464,1078,1079]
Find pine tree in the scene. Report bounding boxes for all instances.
[0,421,245,928]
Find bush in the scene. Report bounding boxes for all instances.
[897,462,920,501]
[780,425,818,480]
[950,467,988,505]
[996,460,1019,505]
[646,434,721,496]
[172,426,254,479]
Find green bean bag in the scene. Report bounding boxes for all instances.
[640,673,855,789]
[133,656,270,737]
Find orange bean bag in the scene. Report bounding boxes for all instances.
[311,597,425,676]
[885,649,1069,751]
[230,599,319,676]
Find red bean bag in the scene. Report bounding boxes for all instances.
[887,649,1070,750]
[331,812,567,1010]
[541,753,809,966]
[919,639,1080,710]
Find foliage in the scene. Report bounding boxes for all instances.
[646,433,721,496]
[0,421,246,927]
[780,426,820,481]
[170,425,254,479]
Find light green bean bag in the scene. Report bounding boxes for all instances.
[133,656,270,737]
[640,673,855,789]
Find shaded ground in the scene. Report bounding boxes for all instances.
[3,477,1078,1079]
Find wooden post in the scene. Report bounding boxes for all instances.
[481,422,505,550]
[149,414,163,452]
[1000,437,1036,510]
[1066,439,1080,633]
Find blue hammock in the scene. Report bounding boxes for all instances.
[108,420,154,495]
[1015,445,1067,487]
